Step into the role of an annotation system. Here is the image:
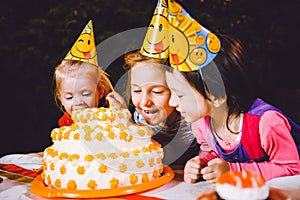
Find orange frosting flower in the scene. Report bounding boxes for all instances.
[148,158,155,167]
[142,173,149,183]
[126,135,133,142]
[70,124,77,130]
[105,124,112,131]
[84,132,92,141]
[132,149,141,156]
[73,133,80,140]
[107,132,115,139]
[120,151,129,158]
[98,164,107,173]
[130,174,138,185]
[58,132,63,141]
[51,130,58,140]
[67,180,77,190]
[50,163,55,170]
[96,153,106,160]
[59,152,68,160]
[80,114,88,123]
[69,154,80,161]
[87,180,97,189]
[95,132,103,141]
[138,128,146,136]
[60,165,66,174]
[119,163,127,172]
[55,179,62,188]
[119,131,128,140]
[110,178,119,188]
[77,166,85,175]
[85,154,94,162]
[63,131,70,139]
[152,170,159,178]
[136,160,145,168]
[107,153,118,159]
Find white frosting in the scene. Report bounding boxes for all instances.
[216,184,269,200]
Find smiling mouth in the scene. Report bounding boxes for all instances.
[143,109,159,115]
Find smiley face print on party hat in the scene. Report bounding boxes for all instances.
[64,20,98,66]
[141,0,221,71]
[140,0,170,59]
[167,0,221,71]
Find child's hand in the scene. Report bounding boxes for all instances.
[200,158,230,185]
[183,156,202,183]
[106,92,127,108]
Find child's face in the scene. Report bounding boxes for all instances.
[59,75,101,115]
[131,61,174,126]
[165,70,210,123]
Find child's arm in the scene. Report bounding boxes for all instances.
[230,111,300,181]
[106,92,127,108]
[192,118,220,165]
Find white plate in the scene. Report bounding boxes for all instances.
[266,175,300,189]
[0,154,42,170]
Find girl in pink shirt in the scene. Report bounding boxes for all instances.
[165,34,300,184]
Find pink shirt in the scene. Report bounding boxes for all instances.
[192,111,300,181]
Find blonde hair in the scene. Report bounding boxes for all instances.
[54,60,112,112]
[124,50,167,71]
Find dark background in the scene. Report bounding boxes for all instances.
[0,0,299,157]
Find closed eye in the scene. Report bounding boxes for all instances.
[83,92,92,96]
[173,92,183,98]
[64,95,73,100]
[133,89,141,93]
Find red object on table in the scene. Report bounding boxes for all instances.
[0,163,42,178]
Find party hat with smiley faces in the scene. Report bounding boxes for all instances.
[141,0,221,72]
[64,20,98,66]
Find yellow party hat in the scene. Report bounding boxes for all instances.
[64,20,98,66]
[141,0,221,71]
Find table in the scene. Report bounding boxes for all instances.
[1,154,300,200]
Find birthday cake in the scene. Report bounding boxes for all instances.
[41,107,164,190]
